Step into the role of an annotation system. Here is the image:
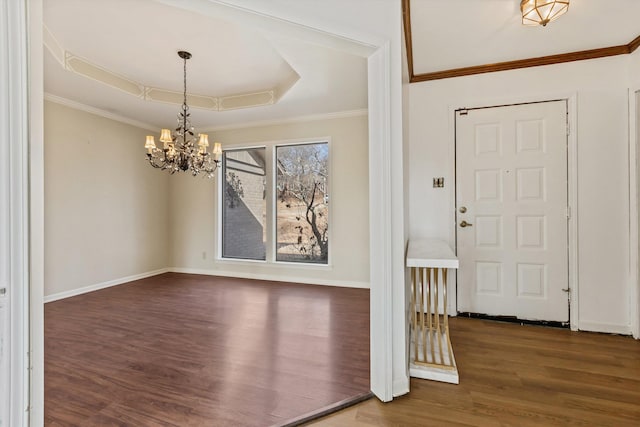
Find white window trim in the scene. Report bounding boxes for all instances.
[217,145,268,263]
[216,138,332,267]
[273,139,332,267]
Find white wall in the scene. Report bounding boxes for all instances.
[44,101,170,298]
[409,54,634,334]
[170,114,370,287]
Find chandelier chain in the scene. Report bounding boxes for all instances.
[182,53,188,121]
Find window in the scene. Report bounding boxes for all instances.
[221,148,267,260]
[219,141,329,265]
[276,142,329,264]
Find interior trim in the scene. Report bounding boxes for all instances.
[44,93,158,131]
[280,391,374,426]
[402,0,640,82]
[45,93,368,134]
[43,269,170,303]
[401,0,414,82]
[43,24,300,111]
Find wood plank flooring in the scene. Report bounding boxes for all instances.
[308,317,640,426]
[44,273,370,426]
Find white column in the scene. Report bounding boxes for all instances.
[0,0,31,425]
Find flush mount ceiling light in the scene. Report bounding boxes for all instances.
[521,0,570,27]
[144,51,222,178]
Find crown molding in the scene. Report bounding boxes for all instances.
[200,108,368,132]
[44,93,367,133]
[402,0,640,83]
[44,93,158,131]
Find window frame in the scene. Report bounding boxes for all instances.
[272,140,332,266]
[216,138,332,267]
[217,144,268,263]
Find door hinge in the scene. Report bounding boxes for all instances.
[458,108,468,116]
[566,206,571,219]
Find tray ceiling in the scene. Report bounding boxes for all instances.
[43,0,368,128]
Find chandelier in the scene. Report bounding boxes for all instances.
[144,51,222,178]
[521,0,569,27]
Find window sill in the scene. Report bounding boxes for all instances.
[217,258,332,270]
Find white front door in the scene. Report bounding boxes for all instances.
[456,101,569,322]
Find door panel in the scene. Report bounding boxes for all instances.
[456,101,569,322]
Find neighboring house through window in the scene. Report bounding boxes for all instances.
[221,147,267,261]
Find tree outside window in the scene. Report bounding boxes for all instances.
[276,142,329,264]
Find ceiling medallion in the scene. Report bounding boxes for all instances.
[144,51,222,178]
[521,0,570,27]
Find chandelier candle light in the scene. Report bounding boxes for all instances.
[521,0,569,27]
[144,51,222,178]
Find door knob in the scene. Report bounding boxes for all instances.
[460,220,473,228]
[459,206,467,213]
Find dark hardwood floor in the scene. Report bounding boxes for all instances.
[308,317,640,426]
[44,273,370,426]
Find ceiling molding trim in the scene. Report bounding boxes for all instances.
[65,53,145,98]
[44,93,158,131]
[401,0,414,81]
[402,0,640,83]
[43,24,64,67]
[43,24,298,111]
[629,35,640,53]
[200,108,368,132]
[412,43,632,82]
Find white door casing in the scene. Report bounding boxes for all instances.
[1,0,30,425]
[456,101,569,322]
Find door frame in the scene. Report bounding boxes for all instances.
[448,94,579,330]
[629,86,640,339]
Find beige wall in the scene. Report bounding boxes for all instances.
[170,114,370,287]
[44,101,170,298]
[408,54,634,334]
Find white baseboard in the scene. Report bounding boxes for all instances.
[44,267,369,303]
[392,377,410,397]
[578,320,631,335]
[168,267,370,289]
[44,268,170,303]
[410,365,459,385]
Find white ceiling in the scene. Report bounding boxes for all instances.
[43,0,368,129]
[410,0,640,74]
[45,1,636,129]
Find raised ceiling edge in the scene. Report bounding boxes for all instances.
[43,24,300,111]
